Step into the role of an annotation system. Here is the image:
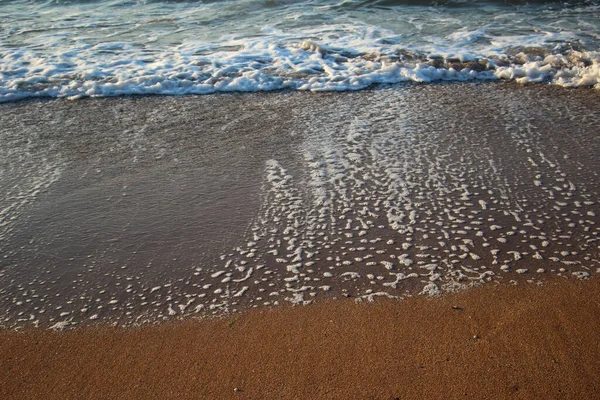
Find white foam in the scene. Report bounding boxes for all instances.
[355,292,400,302]
[49,320,70,331]
[419,283,441,297]
[516,268,528,274]
[383,273,418,289]
[572,271,590,280]
[233,268,253,282]
[233,287,249,297]
[1,20,599,103]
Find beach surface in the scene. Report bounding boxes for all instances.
[0,82,600,398]
[1,278,600,399]
[1,82,599,328]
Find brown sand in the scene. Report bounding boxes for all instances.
[2,278,600,399]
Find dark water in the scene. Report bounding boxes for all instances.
[0,82,599,329]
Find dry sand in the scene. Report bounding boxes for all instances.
[2,277,600,399]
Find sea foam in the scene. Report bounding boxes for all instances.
[2,42,599,103]
[1,0,599,102]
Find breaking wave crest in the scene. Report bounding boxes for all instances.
[1,0,599,101]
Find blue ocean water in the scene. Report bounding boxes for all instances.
[1,0,599,101]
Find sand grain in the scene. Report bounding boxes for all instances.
[2,279,600,399]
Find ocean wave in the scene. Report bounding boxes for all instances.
[9,0,598,6]
[1,41,598,102]
[1,0,599,101]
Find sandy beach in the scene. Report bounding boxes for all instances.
[2,0,600,396]
[0,82,599,398]
[1,82,599,328]
[1,278,600,399]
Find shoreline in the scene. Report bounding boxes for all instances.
[1,82,599,329]
[2,277,600,399]
[1,82,599,398]
[0,80,597,107]
[0,271,592,333]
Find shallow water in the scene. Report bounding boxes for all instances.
[1,0,599,101]
[0,82,599,329]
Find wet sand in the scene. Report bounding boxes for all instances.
[0,82,600,328]
[1,278,600,399]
